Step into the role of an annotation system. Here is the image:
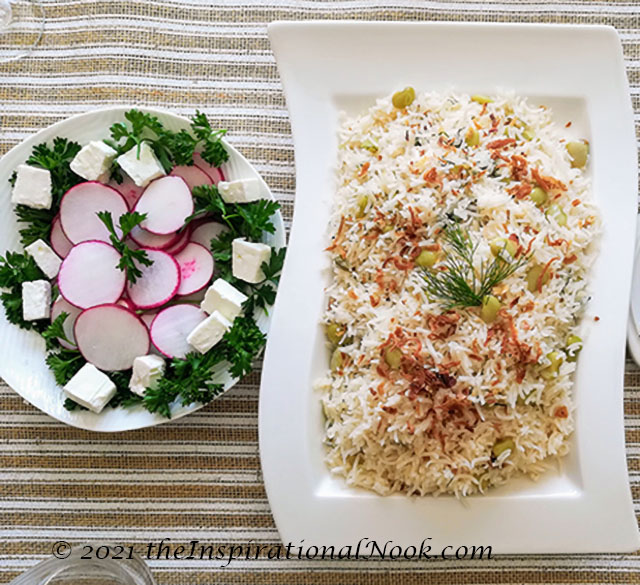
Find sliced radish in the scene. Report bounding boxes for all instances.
[58,241,125,309]
[51,297,83,349]
[190,221,229,251]
[163,226,192,256]
[150,304,206,358]
[129,225,179,250]
[50,215,73,258]
[134,176,193,235]
[74,304,150,371]
[173,242,214,296]
[108,175,144,210]
[126,249,180,309]
[59,182,128,244]
[169,165,213,191]
[193,153,225,184]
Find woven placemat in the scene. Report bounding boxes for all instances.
[0,1,639,583]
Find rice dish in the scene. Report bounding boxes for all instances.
[317,90,599,496]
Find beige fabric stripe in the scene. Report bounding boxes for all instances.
[1,1,639,583]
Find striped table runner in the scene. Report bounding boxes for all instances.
[1,1,639,583]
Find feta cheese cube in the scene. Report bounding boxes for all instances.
[21,280,51,320]
[116,142,165,187]
[201,278,247,321]
[25,239,62,279]
[129,354,165,397]
[11,164,52,209]
[218,179,263,204]
[63,363,116,413]
[69,140,118,181]
[187,310,232,354]
[232,238,271,283]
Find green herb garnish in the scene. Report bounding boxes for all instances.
[242,247,286,315]
[143,315,265,418]
[191,186,281,242]
[96,211,153,283]
[190,111,229,168]
[105,109,229,177]
[12,138,83,246]
[0,252,47,332]
[421,224,528,309]
[42,312,70,351]
[45,348,84,386]
[190,184,286,313]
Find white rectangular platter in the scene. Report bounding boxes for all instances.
[260,21,639,554]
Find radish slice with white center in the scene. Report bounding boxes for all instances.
[109,175,144,210]
[134,176,193,235]
[50,215,73,258]
[163,226,192,256]
[58,241,126,309]
[190,221,229,251]
[59,182,128,244]
[129,224,179,250]
[173,242,214,296]
[150,304,206,358]
[74,304,150,371]
[126,249,180,309]
[193,153,225,184]
[51,297,82,349]
[169,165,212,191]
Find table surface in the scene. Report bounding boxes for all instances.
[1,1,639,583]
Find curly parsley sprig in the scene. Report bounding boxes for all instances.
[143,316,265,418]
[191,185,286,313]
[10,138,84,246]
[96,211,153,283]
[104,109,229,179]
[0,252,47,332]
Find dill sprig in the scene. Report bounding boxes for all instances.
[421,224,529,309]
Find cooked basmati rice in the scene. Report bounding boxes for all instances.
[317,91,600,497]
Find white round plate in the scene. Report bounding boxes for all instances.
[0,106,285,431]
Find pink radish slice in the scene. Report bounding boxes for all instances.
[108,175,144,210]
[50,215,73,258]
[173,242,214,296]
[193,153,225,184]
[59,182,128,244]
[150,304,206,358]
[129,224,179,250]
[163,226,192,256]
[190,221,229,251]
[169,165,213,191]
[126,249,180,309]
[51,297,83,349]
[134,176,194,235]
[74,304,150,371]
[58,241,126,309]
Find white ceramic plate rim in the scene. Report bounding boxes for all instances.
[260,21,639,553]
[0,105,285,432]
